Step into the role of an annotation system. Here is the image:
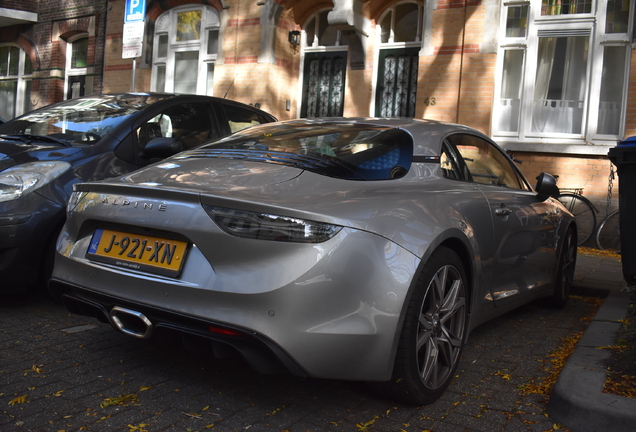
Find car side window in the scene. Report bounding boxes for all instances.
[440,140,471,181]
[446,134,523,189]
[222,104,270,133]
[137,102,220,152]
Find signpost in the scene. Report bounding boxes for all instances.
[123,0,146,91]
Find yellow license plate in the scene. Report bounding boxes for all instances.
[87,228,188,276]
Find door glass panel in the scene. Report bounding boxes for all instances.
[318,11,337,46]
[606,0,631,33]
[0,80,17,119]
[24,53,32,74]
[207,29,219,55]
[23,80,32,113]
[541,0,592,15]
[305,16,316,47]
[393,3,419,42]
[71,38,88,68]
[206,63,214,96]
[380,12,392,43]
[498,50,524,132]
[174,51,199,94]
[506,5,529,37]
[598,46,627,135]
[156,66,166,92]
[531,36,588,134]
[158,35,168,57]
[177,10,202,41]
[0,46,19,76]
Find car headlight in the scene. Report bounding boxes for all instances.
[203,205,342,243]
[0,161,71,203]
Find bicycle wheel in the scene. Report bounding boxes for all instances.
[556,193,597,246]
[596,209,620,252]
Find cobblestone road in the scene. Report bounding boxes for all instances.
[0,287,602,432]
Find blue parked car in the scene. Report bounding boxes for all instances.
[0,93,276,293]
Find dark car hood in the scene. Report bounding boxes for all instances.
[0,140,83,171]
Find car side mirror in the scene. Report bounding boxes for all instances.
[535,172,560,200]
[143,137,184,159]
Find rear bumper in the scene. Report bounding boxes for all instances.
[52,220,421,381]
[49,278,308,376]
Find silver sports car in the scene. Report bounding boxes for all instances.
[50,118,576,405]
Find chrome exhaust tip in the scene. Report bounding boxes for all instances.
[109,306,153,339]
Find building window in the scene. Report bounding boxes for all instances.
[152,6,219,95]
[66,36,89,99]
[300,10,348,118]
[0,45,32,119]
[493,0,632,144]
[375,2,422,118]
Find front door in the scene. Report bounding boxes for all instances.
[375,47,419,117]
[446,133,558,307]
[301,52,347,118]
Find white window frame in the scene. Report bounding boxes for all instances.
[65,34,89,100]
[0,44,33,119]
[151,5,220,95]
[492,0,633,150]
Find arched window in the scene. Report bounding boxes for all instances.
[0,45,33,119]
[66,35,89,99]
[300,10,348,118]
[375,2,423,117]
[152,6,219,95]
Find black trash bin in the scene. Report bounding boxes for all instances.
[608,136,636,285]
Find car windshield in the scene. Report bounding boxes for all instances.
[0,94,172,145]
[195,121,414,180]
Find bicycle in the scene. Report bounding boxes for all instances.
[555,180,599,246]
[595,167,620,252]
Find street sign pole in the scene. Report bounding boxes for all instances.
[131,59,136,91]
[124,0,146,91]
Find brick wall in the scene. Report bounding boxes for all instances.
[416,3,496,131]
[1,0,108,110]
[517,153,617,210]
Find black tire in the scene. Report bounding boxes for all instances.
[376,247,468,405]
[556,194,596,246]
[547,226,577,308]
[596,209,620,252]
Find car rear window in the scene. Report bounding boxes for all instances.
[194,121,414,180]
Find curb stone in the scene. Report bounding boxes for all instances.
[548,290,636,432]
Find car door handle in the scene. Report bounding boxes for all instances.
[495,207,512,217]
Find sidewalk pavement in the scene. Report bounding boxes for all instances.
[549,251,636,432]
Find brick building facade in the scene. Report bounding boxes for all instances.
[1,0,633,210]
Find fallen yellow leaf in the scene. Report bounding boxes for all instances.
[8,395,27,406]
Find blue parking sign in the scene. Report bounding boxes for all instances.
[125,0,146,23]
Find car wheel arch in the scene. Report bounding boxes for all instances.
[387,232,476,372]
